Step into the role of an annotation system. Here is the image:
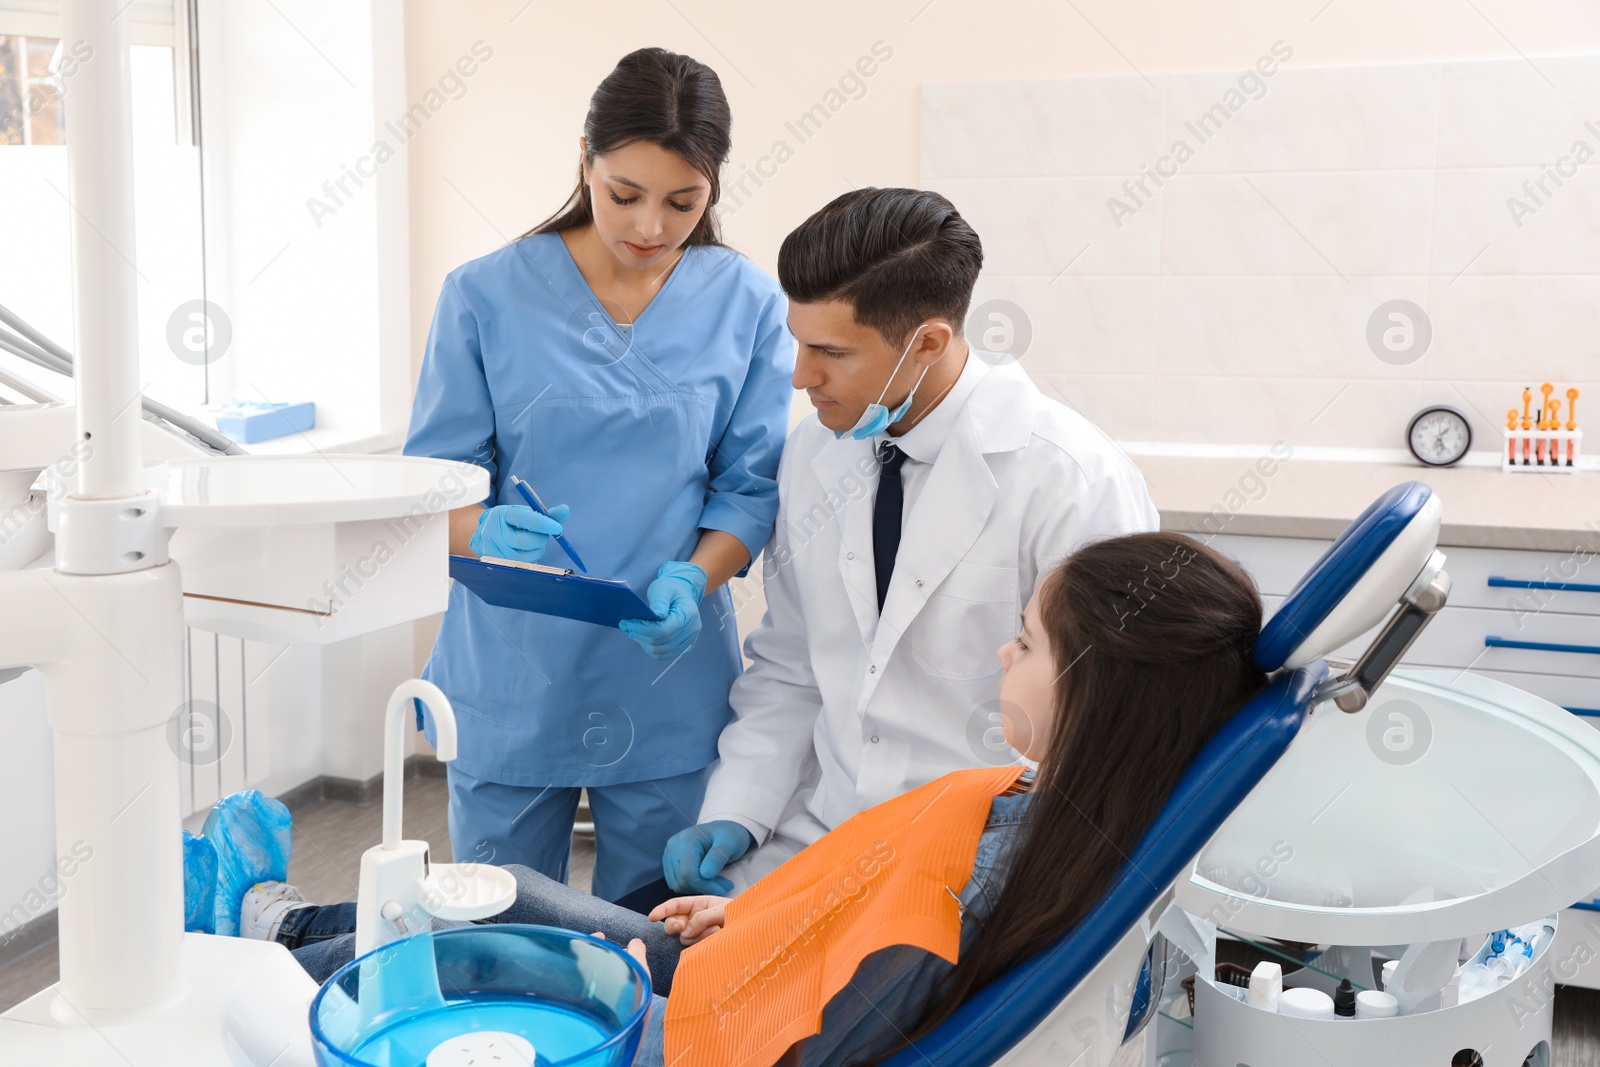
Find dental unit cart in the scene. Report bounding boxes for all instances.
[1142,665,1600,1066]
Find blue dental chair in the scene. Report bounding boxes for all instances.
[881,481,1449,1066]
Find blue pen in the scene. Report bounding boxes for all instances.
[508,475,588,574]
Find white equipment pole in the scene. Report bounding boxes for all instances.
[62,0,143,499]
[42,0,185,1020]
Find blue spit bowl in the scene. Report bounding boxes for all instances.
[310,925,652,1067]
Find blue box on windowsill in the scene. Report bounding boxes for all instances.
[214,401,315,444]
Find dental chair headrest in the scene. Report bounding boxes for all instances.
[1253,481,1440,672]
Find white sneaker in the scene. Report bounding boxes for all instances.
[240,881,311,942]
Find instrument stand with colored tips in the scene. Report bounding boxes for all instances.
[1503,384,1583,474]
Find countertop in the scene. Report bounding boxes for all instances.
[1132,454,1598,553]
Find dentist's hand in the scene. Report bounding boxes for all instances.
[619,561,706,660]
[662,820,754,895]
[469,503,568,562]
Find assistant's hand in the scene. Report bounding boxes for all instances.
[469,503,569,562]
[662,820,754,895]
[649,895,731,945]
[618,560,707,660]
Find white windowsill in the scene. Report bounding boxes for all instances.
[231,426,405,457]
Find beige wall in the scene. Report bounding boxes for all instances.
[401,0,1600,380]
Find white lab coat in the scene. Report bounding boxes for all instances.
[699,357,1159,888]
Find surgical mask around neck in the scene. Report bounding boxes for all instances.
[835,324,930,441]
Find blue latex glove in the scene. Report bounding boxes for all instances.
[619,560,706,660]
[470,502,568,562]
[663,820,755,895]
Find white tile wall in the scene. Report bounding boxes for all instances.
[922,77,1166,178]
[1436,57,1600,168]
[936,176,1163,275]
[923,58,1600,455]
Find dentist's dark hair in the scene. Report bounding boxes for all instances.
[777,187,983,347]
[526,47,729,245]
[873,533,1267,1060]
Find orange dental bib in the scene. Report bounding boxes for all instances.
[663,765,1026,1067]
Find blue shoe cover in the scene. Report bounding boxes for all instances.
[203,789,293,936]
[182,831,218,934]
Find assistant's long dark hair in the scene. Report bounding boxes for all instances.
[524,47,730,245]
[879,532,1267,1058]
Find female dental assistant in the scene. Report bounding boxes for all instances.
[404,48,794,904]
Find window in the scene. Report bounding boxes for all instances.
[0,1,412,446]
[0,34,66,145]
[0,1,208,410]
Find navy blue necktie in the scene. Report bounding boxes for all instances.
[873,442,907,612]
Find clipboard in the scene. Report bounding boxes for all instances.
[448,554,656,627]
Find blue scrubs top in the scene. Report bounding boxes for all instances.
[405,232,794,787]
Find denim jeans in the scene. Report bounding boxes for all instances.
[278,864,683,990]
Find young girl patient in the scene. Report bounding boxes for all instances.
[196,532,1266,1065]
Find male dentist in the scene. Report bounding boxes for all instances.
[662,187,1159,895]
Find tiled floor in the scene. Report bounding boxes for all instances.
[3,785,1598,1066]
[0,938,53,1016]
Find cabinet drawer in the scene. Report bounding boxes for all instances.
[1407,605,1600,677]
[1427,544,1600,615]
[1258,597,1600,677]
[1215,536,1600,617]
[1211,535,1331,598]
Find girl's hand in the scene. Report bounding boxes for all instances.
[649,895,730,945]
[592,931,649,969]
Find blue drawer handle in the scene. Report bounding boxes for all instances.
[1486,636,1600,656]
[1489,577,1600,594]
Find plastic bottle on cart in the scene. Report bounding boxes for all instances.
[1278,987,1336,1020]
[1248,961,1283,1011]
[1355,990,1399,1018]
[1333,979,1356,1017]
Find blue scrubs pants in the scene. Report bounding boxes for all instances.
[445,762,711,903]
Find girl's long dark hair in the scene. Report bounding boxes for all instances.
[524,47,730,245]
[886,532,1267,1056]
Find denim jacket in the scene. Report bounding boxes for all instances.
[635,788,1033,1067]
